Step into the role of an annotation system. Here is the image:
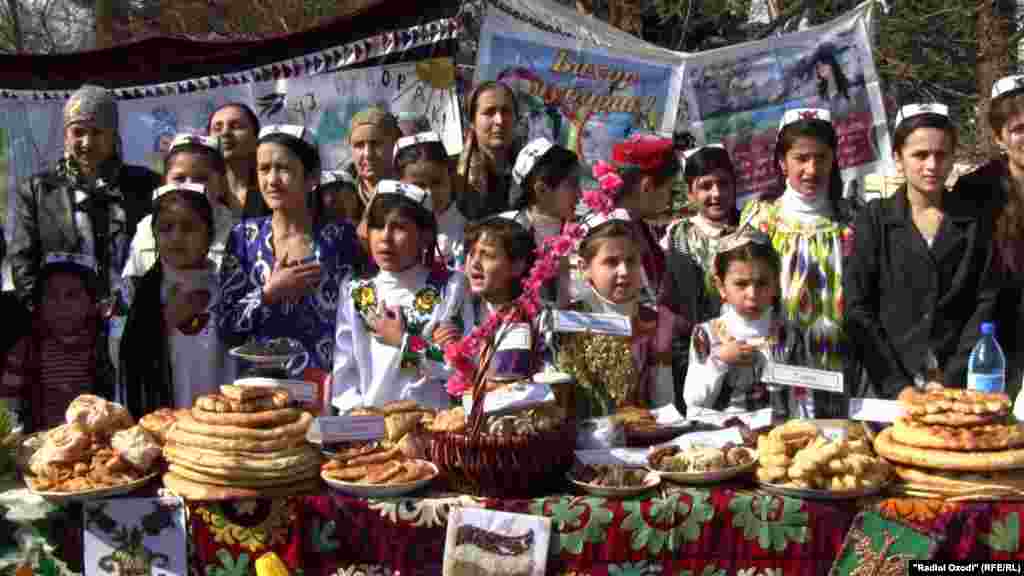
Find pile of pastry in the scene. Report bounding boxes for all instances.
[27,395,161,493]
[161,384,320,499]
[756,420,891,492]
[321,443,435,485]
[874,387,1024,498]
[347,400,435,458]
[426,405,563,437]
[572,464,649,487]
[649,444,755,474]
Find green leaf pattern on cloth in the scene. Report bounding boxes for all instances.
[205,549,250,576]
[528,496,615,555]
[728,493,809,552]
[311,517,339,553]
[607,560,663,576]
[620,489,715,555]
[984,512,1020,553]
[677,565,728,576]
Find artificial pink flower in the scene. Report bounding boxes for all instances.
[597,171,624,193]
[582,188,615,215]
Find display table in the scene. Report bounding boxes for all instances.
[5,481,1024,576]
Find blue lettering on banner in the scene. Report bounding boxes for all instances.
[382,69,391,87]
[908,561,1024,575]
[397,73,406,92]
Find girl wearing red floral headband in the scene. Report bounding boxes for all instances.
[740,108,853,418]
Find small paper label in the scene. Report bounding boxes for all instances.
[280,379,317,404]
[496,323,532,351]
[670,427,744,448]
[689,408,774,429]
[463,383,556,416]
[820,425,848,441]
[848,398,904,423]
[553,311,632,336]
[650,404,686,426]
[574,448,651,467]
[762,362,844,393]
[316,416,386,443]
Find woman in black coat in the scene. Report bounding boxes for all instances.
[845,104,996,399]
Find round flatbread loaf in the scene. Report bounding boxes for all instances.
[175,411,311,440]
[165,424,306,452]
[164,443,319,472]
[910,411,1007,427]
[219,384,278,401]
[901,388,1011,417]
[874,427,1024,472]
[167,461,319,487]
[190,407,301,429]
[194,392,292,414]
[162,471,320,498]
[891,418,1024,451]
[892,464,1024,490]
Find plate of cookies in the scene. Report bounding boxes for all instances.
[320,443,438,498]
[23,395,163,503]
[568,463,660,497]
[755,420,892,499]
[647,444,758,484]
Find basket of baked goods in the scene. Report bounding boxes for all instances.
[21,395,162,503]
[755,419,892,499]
[874,387,1024,501]
[568,462,660,497]
[161,383,321,500]
[648,443,758,485]
[321,441,439,498]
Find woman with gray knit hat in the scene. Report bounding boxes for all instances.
[8,84,160,398]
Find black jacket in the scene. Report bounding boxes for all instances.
[844,187,996,399]
[8,159,160,305]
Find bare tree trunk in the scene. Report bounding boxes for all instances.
[95,0,114,48]
[977,0,1013,157]
[6,0,22,52]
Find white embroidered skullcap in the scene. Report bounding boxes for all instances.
[993,75,1024,99]
[168,133,221,154]
[259,124,318,147]
[682,143,726,161]
[153,182,207,202]
[394,131,443,159]
[778,108,831,132]
[319,170,357,188]
[580,208,632,238]
[512,137,555,186]
[894,103,949,128]
[44,251,97,273]
[374,179,432,212]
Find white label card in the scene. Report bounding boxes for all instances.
[462,383,556,416]
[574,448,651,467]
[650,404,686,426]
[848,398,904,423]
[670,427,744,448]
[762,362,844,393]
[553,311,632,337]
[820,425,848,441]
[316,416,386,443]
[689,408,774,429]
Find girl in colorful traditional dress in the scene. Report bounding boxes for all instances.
[953,76,1024,399]
[332,181,467,411]
[500,137,580,305]
[219,125,359,382]
[848,104,995,400]
[662,144,740,404]
[683,229,803,417]
[394,131,467,270]
[557,210,674,418]
[120,182,225,416]
[739,108,852,418]
[1,253,110,431]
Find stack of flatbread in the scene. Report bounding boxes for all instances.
[874,387,1024,500]
[161,384,320,499]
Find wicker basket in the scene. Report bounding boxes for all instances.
[429,338,576,498]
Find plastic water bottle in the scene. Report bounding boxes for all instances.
[967,322,1006,394]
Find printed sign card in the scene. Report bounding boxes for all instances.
[848,398,904,423]
[552,311,632,337]
[443,507,551,576]
[312,416,386,444]
[83,497,187,576]
[762,362,844,393]
[462,383,556,416]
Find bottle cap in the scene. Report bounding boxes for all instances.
[981,322,995,335]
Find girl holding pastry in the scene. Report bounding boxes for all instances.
[683,228,803,418]
[394,131,467,270]
[846,104,995,399]
[120,182,225,416]
[740,108,853,417]
[332,180,467,412]
[557,210,674,418]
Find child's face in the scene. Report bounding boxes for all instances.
[620,174,673,218]
[42,272,93,336]
[257,143,310,213]
[155,201,212,270]
[584,236,642,304]
[368,211,425,272]
[780,136,833,199]
[537,171,580,220]
[895,127,954,197]
[466,233,525,303]
[350,124,396,186]
[401,160,453,214]
[689,169,735,222]
[166,152,227,206]
[715,259,778,320]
